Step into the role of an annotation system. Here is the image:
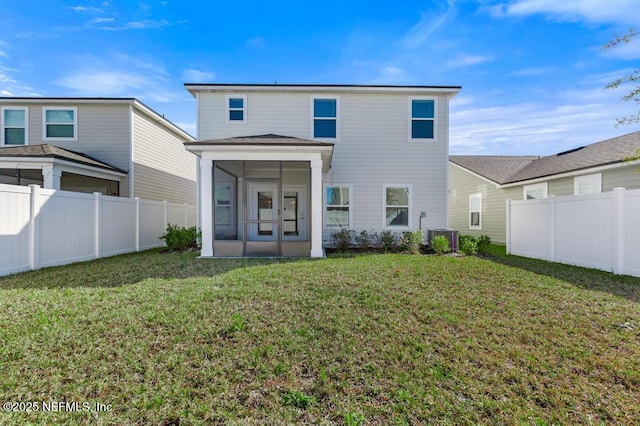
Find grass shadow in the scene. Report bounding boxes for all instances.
[485,244,640,303]
[0,248,307,290]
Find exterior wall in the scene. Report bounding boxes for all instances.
[132,109,197,204]
[448,163,520,244]
[198,91,452,242]
[6,102,133,197]
[449,162,640,244]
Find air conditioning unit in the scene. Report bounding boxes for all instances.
[427,229,459,252]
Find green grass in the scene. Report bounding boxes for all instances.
[0,248,638,424]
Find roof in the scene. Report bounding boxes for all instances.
[0,144,126,173]
[184,134,334,147]
[185,83,461,98]
[450,131,640,185]
[0,97,195,141]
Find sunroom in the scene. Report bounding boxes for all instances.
[185,134,333,257]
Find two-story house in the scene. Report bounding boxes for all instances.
[185,84,461,257]
[0,98,197,204]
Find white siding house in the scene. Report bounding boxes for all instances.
[185,84,461,257]
[0,98,197,204]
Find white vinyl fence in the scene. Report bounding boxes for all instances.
[506,187,640,278]
[0,183,196,277]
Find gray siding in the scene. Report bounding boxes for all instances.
[198,91,452,240]
[448,164,520,244]
[450,163,640,244]
[132,109,197,204]
[548,177,573,196]
[18,103,132,196]
[603,165,640,191]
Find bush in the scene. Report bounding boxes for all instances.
[431,235,451,255]
[380,230,397,253]
[160,224,200,251]
[355,230,374,250]
[459,235,478,255]
[477,235,492,255]
[332,228,354,252]
[399,230,424,254]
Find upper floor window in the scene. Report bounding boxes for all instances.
[43,107,77,140]
[325,185,352,227]
[312,97,338,139]
[410,98,436,141]
[523,182,548,200]
[226,95,247,124]
[384,185,411,228]
[574,173,602,195]
[1,107,28,146]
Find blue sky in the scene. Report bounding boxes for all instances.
[0,0,638,155]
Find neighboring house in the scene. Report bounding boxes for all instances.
[449,131,640,244]
[184,83,461,257]
[0,98,197,204]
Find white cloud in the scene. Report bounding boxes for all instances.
[0,51,8,58]
[491,0,640,25]
[510,66,556,76]
[68,5,104,13]
[401,0,456,49]
[181,69,215,83]
[246,36,265,48]
[450,81,640,155]
[446,54,493,68]
[54,53,182,103]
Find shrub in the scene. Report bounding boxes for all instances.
[399,230,425,254]
[160,224,200,251]
[380,230,397,253]
[477,235,492,255]
[332,228,354,252]
[431,235,451,255]
[355,230,374,250]
[459,235,478,255]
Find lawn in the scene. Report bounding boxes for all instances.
[0,248,638,424]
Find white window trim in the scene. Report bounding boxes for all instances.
[225,94,247,124]
[383,184,412,230]
[523,182,548,200]
[574,173,602,195]
[43,107,78,141]
[408,96,437,142]
[324,183,353,228]
[310,96,340,141]
[1,106,29,146]
[469,192,482,230]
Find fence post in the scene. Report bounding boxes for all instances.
[549,196,556,262]
[135,197,140,252]
[612,188,625,274]
[506,199,512,255]
[28,184,41,271]
[94,192,101,259]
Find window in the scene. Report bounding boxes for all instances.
[225,95,247,124]
[43,107,77,140]
[312,97,338,139]
[469,193,482,230]
[574,173,602,195]
[325,185,351,227]
[384,185,411,228]
[523,182,548,200]
[410,98,436,140]
[1,107,28,146]
[215,184,233,226]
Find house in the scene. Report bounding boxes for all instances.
[449,131,640,244]
[0,98,197,204]
[184,83,461,257]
